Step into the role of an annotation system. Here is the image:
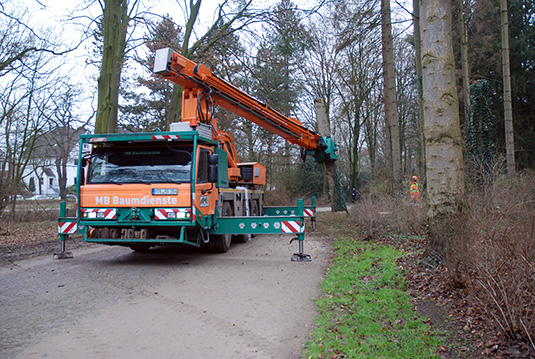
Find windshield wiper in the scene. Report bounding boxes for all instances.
[89,179,123,185]
[132,179,153,184]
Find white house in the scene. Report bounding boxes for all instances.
[25,127,87,197]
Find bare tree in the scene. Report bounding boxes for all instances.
[420,0,466,256]
[412,0,426,178]
[166,0,257,124]
[43,84,88,200]
[457,0,471,126]
[381,0,401,192]
[94,0,138,134]
[500,0,515,177]
[0,5,74,78]
[0,50,59,216]
[395,35,420,178]
[335,29,382,191]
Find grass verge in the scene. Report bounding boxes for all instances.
[302,237,442,359]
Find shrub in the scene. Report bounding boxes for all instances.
[348,195,426,240]
[465,172,534,344]
[346,171,534,346]
[445,171,535,345]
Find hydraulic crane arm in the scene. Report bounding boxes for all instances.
[153,48,337,162]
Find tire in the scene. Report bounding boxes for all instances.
[129,244,151,252]
[212,202,233,252]
[249,200,259,239]
[234,200,258,243]
[250,200,259,217]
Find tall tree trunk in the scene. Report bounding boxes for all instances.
[381,0,401,192]
[500,0,516,177]
[95,0,129,134]
[413,0,426,177]
[457,0,471,127]
[167,0,203,125]
[420,0,466,255]
[315,98,345,211]
[350,110,361,190]
[351,140,359,190]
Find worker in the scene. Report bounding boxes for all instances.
[410,176,419,203]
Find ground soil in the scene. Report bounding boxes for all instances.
[395,239,535,359]
[0,235,91,267]
[1,221,533,358]
[0,225,332,359]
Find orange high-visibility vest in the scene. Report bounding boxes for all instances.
[410,181,419,201]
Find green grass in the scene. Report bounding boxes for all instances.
[302,238,442,359]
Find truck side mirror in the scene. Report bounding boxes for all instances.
[208,154,219,165]
[81,154,91,168]
[208,154,218,183]
[80,167,85,186]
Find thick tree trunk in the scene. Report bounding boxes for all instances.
[500,0,516,177]
[167,86,183,126]
[167,0,202,125]
[413,0,426,176]
[458,0,471,127]
[315,98,345,211]
[381,0,401,192]
[420,0,466,254]
[95,0,129,134]
[351,117,360,190]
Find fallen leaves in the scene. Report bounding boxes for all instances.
[0,221,57,248]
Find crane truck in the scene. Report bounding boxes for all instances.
[57,47,338,261]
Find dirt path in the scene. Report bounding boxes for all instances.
[0,233,331,359]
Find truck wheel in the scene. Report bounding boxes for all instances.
[236,200,259,243]
[129,244,151,252]
[249,200,260,239]
[250,200,259,217]
[234,200,258,243]
[212,202,232,252]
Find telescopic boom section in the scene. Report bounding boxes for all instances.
[153,47,322,151]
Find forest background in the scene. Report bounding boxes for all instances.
[2,0,534,204]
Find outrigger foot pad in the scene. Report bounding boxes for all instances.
[291,253,312,262]
[53,252,73,260]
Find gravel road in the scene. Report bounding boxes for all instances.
[0,233,331,359]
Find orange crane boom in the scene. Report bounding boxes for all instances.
[153,48,334,155]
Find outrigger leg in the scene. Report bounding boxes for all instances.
[290,234,311,262]
[53,234,73,260]
[54,201,74,260]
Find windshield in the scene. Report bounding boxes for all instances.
[87,143,192,184]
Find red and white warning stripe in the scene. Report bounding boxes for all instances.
[89,137,107,142]
[152,134,180,140]
[303,208,314,217]
[281,220,304,233]
[155,208,190,220]
[58,221,77,234]
[82,208,117,219]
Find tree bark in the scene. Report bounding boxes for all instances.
[381,0,401,192]
[95,0,129,134]
[458,0,471,127]
[500,0,516,177]
[315,98,345,212]
[412,0,426,177]
[420,0,466,253]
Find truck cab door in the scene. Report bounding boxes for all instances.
[195,147,218,216]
